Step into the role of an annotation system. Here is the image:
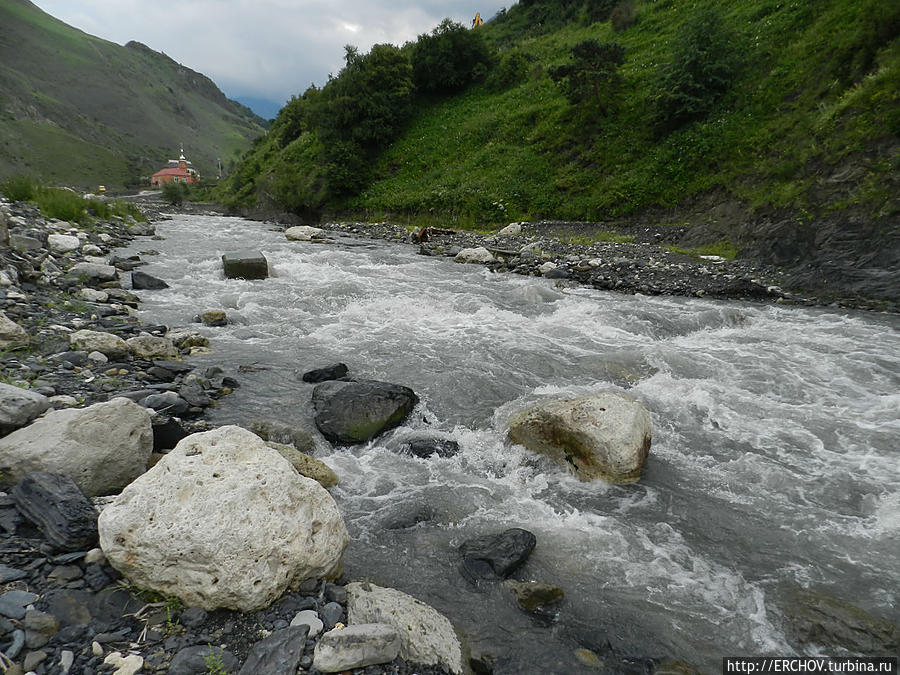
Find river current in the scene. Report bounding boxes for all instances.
[120,215,899,673]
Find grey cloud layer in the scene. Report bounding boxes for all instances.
[33,0,511,106]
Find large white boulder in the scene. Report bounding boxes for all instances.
[508,392,652,483]
[125,333,178,359]
[497,222,522,236]
[48,234,81,254]
[346,582,463,674]
[285,225,325,241]
[454,246,494,264]
[69,330,130,360]
[67,262,118,283]
[0,398,152,496]
[0,311,29,350]
[98,426,348,611]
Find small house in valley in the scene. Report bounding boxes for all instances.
[150,147,200,186]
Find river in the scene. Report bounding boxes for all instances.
[120,214,900,673]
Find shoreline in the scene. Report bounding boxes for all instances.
[239,209,897,315]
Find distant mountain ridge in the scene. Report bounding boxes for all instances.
[0,0,266,188]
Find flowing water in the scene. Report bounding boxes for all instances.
[121,215,900,673]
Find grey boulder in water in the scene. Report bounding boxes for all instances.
[221,251,268,279]
[508,392,652,483]
[312,379,418,444]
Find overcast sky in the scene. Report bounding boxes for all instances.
[32,0,512,114]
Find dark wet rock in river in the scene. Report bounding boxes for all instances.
[131,270,169,290]
[200,309,228,326]
[222,251,268,280]
[459,528,536,582]
[312,379,419,444]
[301,362,349,383]
[503,580,564,613]
[401,433,460,459]
[11,472,98,551]
[378,498,436,530]
[782,587,900,654]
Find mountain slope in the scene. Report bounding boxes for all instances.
[225,0,898,303]
[0,0,266,188]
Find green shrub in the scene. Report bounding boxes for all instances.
[161,181,186,206]
[549,40,626,113]
[489,50,531,89]
[411,19,493,94]
[0,175,40,202]
[583,0,618,23]
[610,1,637,32]
[34,187,86,222]
[652,6,740,133]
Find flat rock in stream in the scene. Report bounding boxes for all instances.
[222,251,268,280]
[312,379,418,445]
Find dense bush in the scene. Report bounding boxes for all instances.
[315,44,414,194]
[488,50,531,89]
[610,1,637,32]
[549,40,626,113]
[827,0,900,86]
[0,175,39,202]
[161,181,187,206]
[652,6,739,133]
[411,19,493,94]
[33,187,85,222]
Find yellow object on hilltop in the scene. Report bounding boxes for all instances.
[472,12,483,27]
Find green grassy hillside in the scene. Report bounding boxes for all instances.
[0,0,266,189]
[227,0,898,231]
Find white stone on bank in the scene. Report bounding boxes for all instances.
[98,426,349,611]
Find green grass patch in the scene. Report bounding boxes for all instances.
[1,174,146,224]
[559,231,636,245]
[667,240,739,261]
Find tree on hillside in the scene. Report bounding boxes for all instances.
[652,7,739,133]
[313,43,414,194]
[272,86,320,148]
[549,40,626,114]
[411,19,493,94]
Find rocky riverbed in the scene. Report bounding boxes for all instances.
[2,195,898,675]
[0,197,470,675]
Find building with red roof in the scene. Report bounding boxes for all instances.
[150,147,200,187]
